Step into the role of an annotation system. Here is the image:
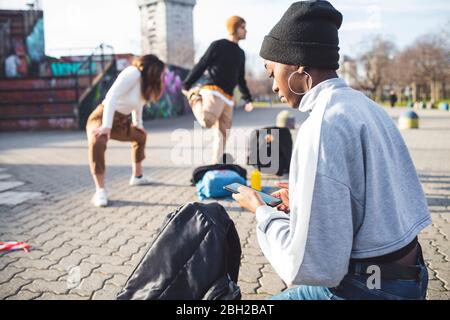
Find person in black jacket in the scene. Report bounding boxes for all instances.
[182,16,254,164]
[389,90,398,108]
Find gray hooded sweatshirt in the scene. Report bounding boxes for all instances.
[255,78,431,287]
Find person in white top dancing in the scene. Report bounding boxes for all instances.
[86,54,165,207]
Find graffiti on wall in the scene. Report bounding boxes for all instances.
[143,64,190,119]
[0,10,45,77]
[11,38,28,76]
[50,61,97,77]
[26,18,45,63]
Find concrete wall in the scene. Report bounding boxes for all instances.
[139,0,167,64]
[165,0,195,69]
[138,0,196,69]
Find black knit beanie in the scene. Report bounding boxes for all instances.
[260,0,343,70]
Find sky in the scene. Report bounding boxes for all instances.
[1,0,449,74]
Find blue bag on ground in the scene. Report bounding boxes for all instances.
[196,170,247,200]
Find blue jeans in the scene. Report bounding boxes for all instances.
[271,250,428,300]
[271,285,342,300]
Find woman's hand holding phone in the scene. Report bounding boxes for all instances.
[231,185,265,214]
[272,181,290,213]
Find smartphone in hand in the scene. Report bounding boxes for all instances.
[224,183,282,207]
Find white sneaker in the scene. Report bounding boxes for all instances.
[92,189,108,207]
[129,175,153,186]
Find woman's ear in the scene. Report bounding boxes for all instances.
[296,65,306,73]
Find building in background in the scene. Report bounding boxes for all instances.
[0,6,45,77]
[137,0,196,69]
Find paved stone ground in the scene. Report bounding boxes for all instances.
[0,105,448,300]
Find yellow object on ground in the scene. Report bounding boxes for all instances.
[250,169,262,191]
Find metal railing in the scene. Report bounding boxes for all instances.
[73,43,117,128]
[73,43,115,101]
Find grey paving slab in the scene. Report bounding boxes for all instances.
[0,181,24,192]
[0,191,42,206]
[0,106,448,300]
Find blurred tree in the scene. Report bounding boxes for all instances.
[394,33,450,101]
[348,35,397,102]
[245,69,274,101]
[345,27,450,103]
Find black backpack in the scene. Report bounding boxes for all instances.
[116,202,242,300]
[247,126,293,176]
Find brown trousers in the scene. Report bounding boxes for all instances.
[86,104,146,175]
[191,94,233,164]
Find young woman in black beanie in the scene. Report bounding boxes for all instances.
[233,1,430,300]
